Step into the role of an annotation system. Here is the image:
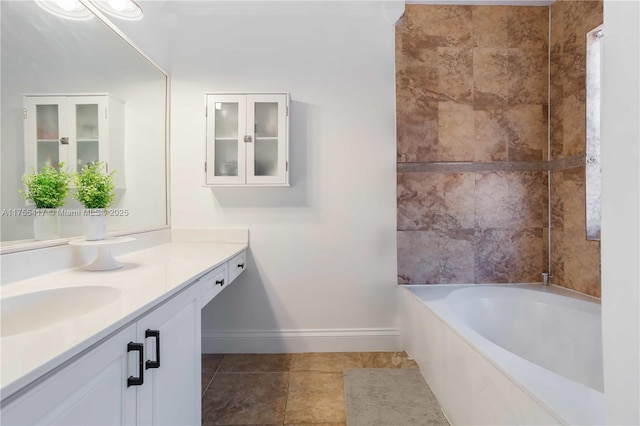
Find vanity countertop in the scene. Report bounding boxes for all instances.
[0,242,247,401]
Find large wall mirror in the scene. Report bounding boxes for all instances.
[1,0,169,252]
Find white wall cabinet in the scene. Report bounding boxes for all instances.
[24,94,125,188]
[205,93,289,186]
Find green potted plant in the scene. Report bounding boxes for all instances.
[19,163,71,240]
[73,161,116,240]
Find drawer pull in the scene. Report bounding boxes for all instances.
[215,279,225,286]
[237,263,245,269]
[127,342,144,387]
[145,329,160,369]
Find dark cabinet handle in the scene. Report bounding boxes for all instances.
[145,329,160,369]
[237,263,244,268]
[215,279,225,286]
[127,342,144,387]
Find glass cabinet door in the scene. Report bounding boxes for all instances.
[205,95,246,184]
[253,102,279,176]
[246,94,287,185]
[75,103,100,171]
[35,104,61,171]
[24,97,68,172]
[214,102,239,177]
[69,96,107,173]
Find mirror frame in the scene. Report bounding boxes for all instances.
[0,0,171,255]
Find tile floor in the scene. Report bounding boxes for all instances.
[201,352,419,426]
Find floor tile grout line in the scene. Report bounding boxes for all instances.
[212,354,225,377]
[281,368,292,426]
[283,354,293,425]
[202,377,212,398]
[213,354,227,377]
[202,354,226,399]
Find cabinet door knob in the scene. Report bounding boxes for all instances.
[59,137,69,145]
[243,135,252,143]
[215,279,225,286]
[237,263,244,269]
[145,329,160,369]
[127,342,144,387]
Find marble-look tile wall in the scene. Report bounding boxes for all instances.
[549,0,602,297]
[396,5,549,284]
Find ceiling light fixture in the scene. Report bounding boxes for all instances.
[35,0,94,21]
[90,0,143,21]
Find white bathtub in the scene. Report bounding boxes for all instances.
[400,284,604,425]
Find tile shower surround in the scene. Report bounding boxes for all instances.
[549,0,602,297]
[396,2,602,297]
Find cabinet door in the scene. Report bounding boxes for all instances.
[136,284,201,426]
[1,324,137,425]
[68,96,109,173]
[205,95,246,185]
[246,94,288,185]
[24,96,69,173]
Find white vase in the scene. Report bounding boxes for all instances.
[33,209,60,240]
[83,209,107,241]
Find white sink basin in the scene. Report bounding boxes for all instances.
[1,286,121,337]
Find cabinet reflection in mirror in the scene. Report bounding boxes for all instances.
[0,0,168,250]
[586,25,603,241]
[25,95,125,188]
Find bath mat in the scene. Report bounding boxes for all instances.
[343,368,448,426]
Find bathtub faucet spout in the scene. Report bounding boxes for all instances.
[541,273,552,286]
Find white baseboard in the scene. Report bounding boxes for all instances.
[202,328,401,353]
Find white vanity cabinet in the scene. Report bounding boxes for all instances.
[199,253,246,308]
[205,93,289,186]
[0,323,138,425]
[1,248,248,426]
[228,250,247,283]
[200,263,228,309]
[23,94,125,188]
[1,285,201,426]
[136,284,201,425]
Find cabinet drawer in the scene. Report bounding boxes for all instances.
[200,263,228,308]
[228,250,247,283]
